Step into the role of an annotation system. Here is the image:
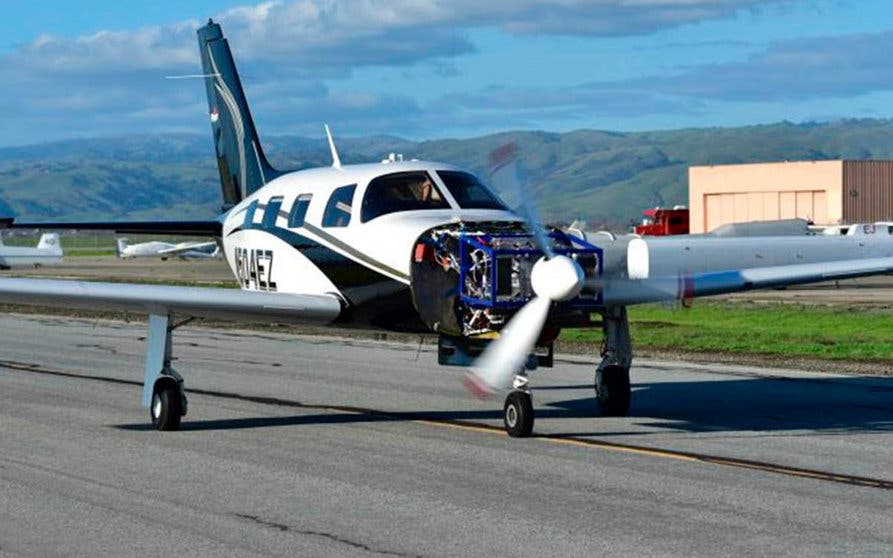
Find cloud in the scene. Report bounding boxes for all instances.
[618,30,893,102]
[423,28,893,135]
[0,0,800,145]
[451,0,793,36]
[4,1,790,75]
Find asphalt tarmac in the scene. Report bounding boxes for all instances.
[1,313,891,556]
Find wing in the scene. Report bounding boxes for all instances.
[157,241,219,256]
[600,257,893,306]
[0,277,341,324]
[8,219,222,236]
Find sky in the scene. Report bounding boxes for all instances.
[2,0,893,147]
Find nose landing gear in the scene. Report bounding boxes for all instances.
[502,361,536,437]
[503,389,534,437]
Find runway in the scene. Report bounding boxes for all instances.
[1,313,892,556]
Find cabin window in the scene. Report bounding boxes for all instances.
[436,170,507,210]
[262,197,284,228]
[289,194,312,228]
[243,200,259,227]
[322,184,356,227]
[361,171,449,222]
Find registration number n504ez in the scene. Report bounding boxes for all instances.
[235,247,277,291]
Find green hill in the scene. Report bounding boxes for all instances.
[4,119,893,226]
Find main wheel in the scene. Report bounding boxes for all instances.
[595,365,630,416]
[151,382,183,431]
[503,391,534,438]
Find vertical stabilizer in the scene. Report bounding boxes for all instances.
[116,237,129,258]
[197,20,279,211]
[37,233,62,254]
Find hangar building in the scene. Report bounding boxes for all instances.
[688,160,893,233]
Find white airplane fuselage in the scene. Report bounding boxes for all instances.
[220,160,518,329]
[119,241,177,258]
[118,239,220,260]
[0,233,63,269]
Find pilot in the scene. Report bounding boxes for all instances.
[409,177,435,202]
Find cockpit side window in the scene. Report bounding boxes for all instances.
[288,194,312,228]
[322,184,357,227]
[243,200,259,227]
[262,197,284,229]
[361,171,449,222]
[436,170,508,210]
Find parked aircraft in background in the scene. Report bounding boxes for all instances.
[0,232,63,269]
[3,20,893,437]
[116,237,221,260]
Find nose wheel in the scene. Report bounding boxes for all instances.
[503,390,534,437]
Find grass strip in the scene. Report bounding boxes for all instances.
[561,301,893,362]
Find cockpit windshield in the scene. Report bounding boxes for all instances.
[436,170,508,210]
[361,171,449,222]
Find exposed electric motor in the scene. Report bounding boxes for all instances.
[409,221,601,337]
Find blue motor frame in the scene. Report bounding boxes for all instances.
[458,231,602,308]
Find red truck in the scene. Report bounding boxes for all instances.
[634,207,689,236]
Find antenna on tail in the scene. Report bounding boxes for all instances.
[324,124,342,170]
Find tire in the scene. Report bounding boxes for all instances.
[151,382,183,431]
[503,391,534,438]
[595,365,630,417]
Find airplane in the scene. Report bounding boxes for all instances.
[2,19,893,437]
[0,231,63,269]
[116,237,221,260]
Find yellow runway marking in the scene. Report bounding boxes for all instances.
[387,412,892,490]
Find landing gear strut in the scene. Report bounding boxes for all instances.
[595,306,632,416]
[143,313,189,431]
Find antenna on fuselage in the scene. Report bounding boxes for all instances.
[324,124,342,170]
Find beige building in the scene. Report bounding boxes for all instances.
[688,160,893,233]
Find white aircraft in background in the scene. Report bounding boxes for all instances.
[116,237,221,260]
[0,232,63,269]
[3,19,893,437]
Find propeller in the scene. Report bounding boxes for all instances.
[463,144,585,398]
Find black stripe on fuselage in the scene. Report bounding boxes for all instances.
[227,224,428,332]
[302,223,409,281]
[227,224,403,291]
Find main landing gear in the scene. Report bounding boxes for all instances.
[143,313,189,431]
[595,306,632,417]
[498,305,632,438]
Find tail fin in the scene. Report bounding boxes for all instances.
[116,237,129,257]
[197,19,280,212]
[37,233,61,254]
